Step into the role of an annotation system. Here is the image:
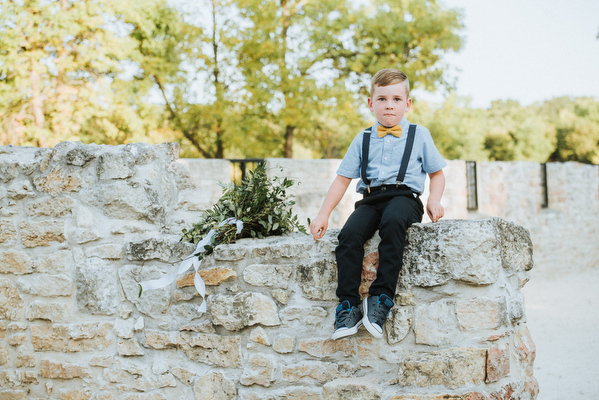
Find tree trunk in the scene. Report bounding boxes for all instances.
[285,125,294,158]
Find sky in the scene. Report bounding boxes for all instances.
[413,0,599,109]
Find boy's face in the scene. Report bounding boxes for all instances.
[368,82,411,127]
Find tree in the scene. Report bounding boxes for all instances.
[0,0,177,147]
[233,0,463,158]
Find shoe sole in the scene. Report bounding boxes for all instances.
[331,320,363,340]
[362,297,383,339]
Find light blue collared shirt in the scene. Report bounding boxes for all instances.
[336,118,446,194]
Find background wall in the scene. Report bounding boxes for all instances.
[184,158,599,277]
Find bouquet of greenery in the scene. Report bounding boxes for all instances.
[181,163,307,253]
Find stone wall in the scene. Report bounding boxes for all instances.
[0,143,538,399]
[186,158,599,277]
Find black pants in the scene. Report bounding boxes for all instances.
[335,189,424,306]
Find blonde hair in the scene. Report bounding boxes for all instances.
[370,68,410,98]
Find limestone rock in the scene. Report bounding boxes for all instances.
[240,354,277,387]
[279,306,327,326]
[17,273,72,297]
[486,343,510,382]
[32,250,73,273]
[195,371,237,400]
[402,219,502,287]
[282,361,357,383]
[414,299,460,346]
[0,250,32,274]
[31,322,113,352]
[97,151,134,180]
[0,219,17,245]
[19,220,65,247]
[297,258,337,300]
[66,146,95,166]
[132,373,177,392]
[398,347,487,389]
[249,326,271,346]
[456,297,504,331]
[322,377,381,400]
[208,292,281,331]
[40,359,92,379]
[32,165,85,194]
[177,268,236,288]
[126,238,174,262]
[85,243,123,259]
[76,257,119,315]
[118,264,172,317]
[273,334,295,353]
[7,179,35,199]
[26,301,70,322]
[243,263,293,288]
[497,219,534,272]
[386,306,412,344]
[25,196,73,217]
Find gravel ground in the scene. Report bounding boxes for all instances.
[522,267,599,399]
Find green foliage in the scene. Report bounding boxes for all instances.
[181,163,307,247]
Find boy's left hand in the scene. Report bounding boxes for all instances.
[426,201,444,223]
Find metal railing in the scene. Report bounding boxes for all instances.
[228,158,265,183]
[466,161,478,211]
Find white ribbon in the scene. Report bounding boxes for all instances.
[138,218,243,314]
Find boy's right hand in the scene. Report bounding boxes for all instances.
[309,215,328,241]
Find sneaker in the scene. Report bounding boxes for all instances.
[362,294,394,339]
[332,300,363,340]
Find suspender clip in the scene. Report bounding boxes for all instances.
[395,181,403,188]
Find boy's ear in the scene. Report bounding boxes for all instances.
[367,97,374,112]
[406,98,412,111]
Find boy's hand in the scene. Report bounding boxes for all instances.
[426,201,444,223]
[309,215,328,241]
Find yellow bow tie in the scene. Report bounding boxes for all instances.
[377,124,402,138]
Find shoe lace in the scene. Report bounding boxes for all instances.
[335,306,353,328]
[371,300,391,325]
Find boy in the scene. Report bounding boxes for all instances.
[309,68,446,340]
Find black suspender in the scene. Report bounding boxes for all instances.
[360,124,417,190]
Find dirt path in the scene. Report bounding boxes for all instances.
[522,267,599,399]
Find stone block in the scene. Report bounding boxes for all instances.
[33,250,73,273]
[132,374,177,392]
[87,180,165,222]
[240,354,277,387]
[119,338,145,357]
[0,219,17,246]
[19,220,65,247]
[0,249,32,274]
[298,337,376,358]
[513,327,536,377]
[33,165,85,194]
[279,305,327,326]
[126,238,174,262]
[76,258,119,315]
[57,388,93,400]
[208,292,281,331]
[283,361,357,383]
[386,306,412,344]
[97,151,134,180]
[7,179,35,199]
[25,196,73,217]
[273,334,295,353]
[0,278,24,320]
[26,301,70,322]
[15,345,35,368]
[118,264,172,316]
[195,371,237,400]
[69,227,101,244]
[271,289,289,304]
[31,322,113,352]
[0,342,7,365]
[322,377,381,400]
[85,243,123,259]
[497,219,534,272]
[249,326,271,346]
[243,263,293,288]
[40,359,92,379]
[0,390,27,400]
[171,367,196,385]
[414,299,460,346]
[389,394,486,400]
[456,297,504,331]
[486,343,510,383]
[17,273,73,297]
[297,258,337,300]
[177,267,236,288]
[398,347,487,390]
[66,146,95,166]
[402,219,502,287]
